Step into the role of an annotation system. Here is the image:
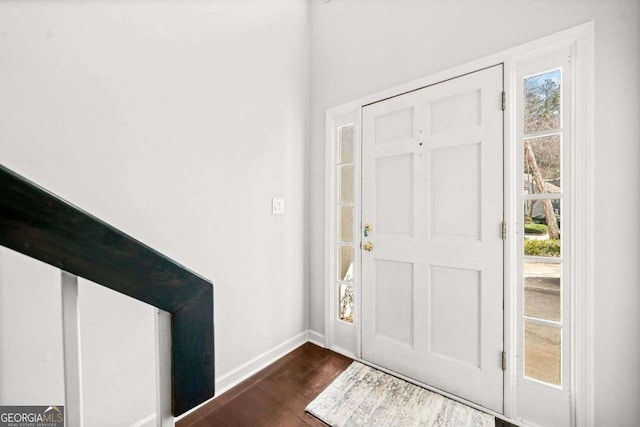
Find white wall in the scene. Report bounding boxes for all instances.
[0,248,65,406]
[79,278,156,427]
[309,0,639,424]
[0,0,310,411]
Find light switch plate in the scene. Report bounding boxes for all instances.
[272,198,285,214]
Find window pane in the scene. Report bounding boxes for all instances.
[524,134,561,194]
[338,205,353,243]
[339,165,354,204]
[524,261,561,322]
[338,245,353,283]
[339,125,354,164]
[524,321,561,386]
[524,69,561,134]
[524,199,561,258]
[338,283,354,323]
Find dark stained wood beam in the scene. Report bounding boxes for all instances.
[0,164,214,416]
[172,286,215,415]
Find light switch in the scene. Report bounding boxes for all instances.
[272,198,285,215]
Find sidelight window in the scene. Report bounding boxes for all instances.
[521,68,565,386]
[336,124,355,323]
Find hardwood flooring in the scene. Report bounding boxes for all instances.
[177,343,351,427]
[176,342,517,427]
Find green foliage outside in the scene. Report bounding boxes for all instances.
[524,222,548,234]
[524,239,560,257]
[532,214,561,228]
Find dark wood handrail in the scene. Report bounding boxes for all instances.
[0,164,214,416]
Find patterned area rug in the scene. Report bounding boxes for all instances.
[306,362,494,427]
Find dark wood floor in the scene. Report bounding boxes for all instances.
[177,343,351,426]
[177,342,517,426]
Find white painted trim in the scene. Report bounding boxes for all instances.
[513,46,573,427]
[308,329,325,347]
[503,59,518,419]
[354,106,363,360]
[324,108,359,354]
[323,21,593,426]
[61,272,84,427]
[154,309,172,427]
[175,330,309,422]
[324,109,337,349]
[569,21,595,427]
[129,413,156,427]
[508,24,594,427]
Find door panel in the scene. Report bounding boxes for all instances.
[430,265,481,365]
[361,65,504,412]
[374,259,414,346]
[430,89,481,132]
[375,154,414,236]
[430,142,481,239]
[375,107,414,145]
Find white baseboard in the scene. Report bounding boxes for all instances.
[307,329,355,359]
[307,329,325,347]
[175,330,309,422]
[215,330,309,394]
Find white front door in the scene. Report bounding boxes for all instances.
[361,65,504,412]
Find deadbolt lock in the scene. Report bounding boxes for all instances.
[364,223,373,237]
[363,242,374,252]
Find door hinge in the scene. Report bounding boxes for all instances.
[501,351,507,370]
[501,220,507,240]
[501,91,506,111]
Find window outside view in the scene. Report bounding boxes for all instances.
[522,69,564,386]
[337,124,355,323]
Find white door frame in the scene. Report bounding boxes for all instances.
[324,22,594,425]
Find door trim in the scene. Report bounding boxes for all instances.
[324,21,594,425]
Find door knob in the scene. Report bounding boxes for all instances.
[363,242,374,252]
